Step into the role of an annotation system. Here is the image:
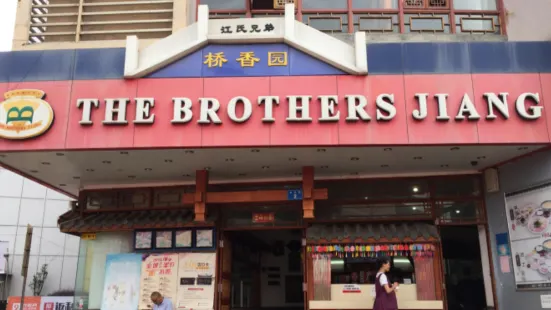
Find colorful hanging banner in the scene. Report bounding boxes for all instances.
[307,243,436,258]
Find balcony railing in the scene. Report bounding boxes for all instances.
[28,0,174,45]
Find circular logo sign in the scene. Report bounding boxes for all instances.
[0,89,54,140]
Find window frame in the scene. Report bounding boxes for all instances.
[196,0,506,34]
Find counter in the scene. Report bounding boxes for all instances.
[309,284,443,310]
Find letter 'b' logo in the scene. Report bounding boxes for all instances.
[0,89,54,140]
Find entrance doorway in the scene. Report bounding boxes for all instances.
[441,226,487,310]
[221,229,304,310]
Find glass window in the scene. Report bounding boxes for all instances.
[453,0,497,10]
[330,256,416,284]
[352,0,398,9]
[200,0,246,10]
[302,0,348,9]
[436,200,482,223]
[432,176,481,198]
[316,202,432,220]
[321,178,430,201]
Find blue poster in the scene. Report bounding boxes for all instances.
[101,253,142,310]
[496,232,510,256]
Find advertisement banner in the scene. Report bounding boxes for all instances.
[176,253,216,310]
[139,253,179,310]
[40,297,73,310]
[6,296,41,310]
[100,253,142,310]
[505,183,551,289]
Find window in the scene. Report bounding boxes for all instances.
[330,256,416,284]
[198,0,502,34]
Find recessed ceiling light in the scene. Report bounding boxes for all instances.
[251,149,260,153]
[350,157,360,161]
[412,186,419,193]
[440,164,449,168]
[102,161,111,164]
[381,164,389,168]
[518,147,528,151]
[204,167,211,171]
[351,172,359,175]
[182,174,191,177]
[144,168,153,171]
[56,153,64,156]
[73,176,80,179]
[412,206,417,210]
[128,175,136,179]
[317,149,326,152]
[364,196,369,200]
[120,151,129,155]
[294,172,302,176]
[41,162,50,165]
[117,169,123,172]
[320,165,329,169]
[384,148,392,151]
[86,169,95,172]
[238,173,247,176]
[477,156,486,160]
[288,158,297,161]
[262,166,270,169]
[455,210,461,214]
[59,184,66,187]
[164,159,173,163]
[450,147,460,151]
[30,170,38,173]
[413,156,423,160]
[185,150,195,154]
[225,158,235,162]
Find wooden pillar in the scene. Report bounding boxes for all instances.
[194,170,208,222]
[302,166,314,219]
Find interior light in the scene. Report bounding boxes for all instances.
[412,186,419,193]
[412,207,417,210]
[456,210,461,214]
[331,260,344,265]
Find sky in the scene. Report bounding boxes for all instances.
[0,1,17,51]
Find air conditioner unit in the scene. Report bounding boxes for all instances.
[273,0,295,9]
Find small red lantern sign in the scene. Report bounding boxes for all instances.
[252,212,275,223]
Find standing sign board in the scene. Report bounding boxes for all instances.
[505,182,551,289]
[100,254,142,310]
[176,253,217,310]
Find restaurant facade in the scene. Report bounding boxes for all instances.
[2,3,551,310]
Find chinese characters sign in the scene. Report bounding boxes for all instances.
[41,297,74,310]
[139,254,179,309]
[252,212,275,223]
[219,23,276,34]
[204,51,288,68]
[209,18,284,38]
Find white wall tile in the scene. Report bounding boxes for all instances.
[14,227,42,256]
[0,226,17,255]
[46,189,72,201]
[43,200,70,228]
[0,169,23,198]
[22,178,47,199]
[64,234,80,257]
[9,255,39,297]
[0,197,21,225]
[18,198,45,227]
[38,256,63,295]
[39,228,66,256]
[59,256,78,290]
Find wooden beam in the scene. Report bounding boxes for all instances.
[302,166,315,219]
[182,188,328,204]
[194,170,208,222]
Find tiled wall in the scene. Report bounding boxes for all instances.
[0,168,78,297]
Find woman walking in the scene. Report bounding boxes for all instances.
[373,257,399,310]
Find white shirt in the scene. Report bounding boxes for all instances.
[376,272,388,286]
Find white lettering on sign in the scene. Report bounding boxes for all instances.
[342,284,361,293]
[75,92,543,125]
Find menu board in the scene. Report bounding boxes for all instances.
[505,183,551,290]
[139,254,179,309]
[176,253,217,310]
[101,254,142,310]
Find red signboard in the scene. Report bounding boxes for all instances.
[7,296,41,310]
[252,212,275,223]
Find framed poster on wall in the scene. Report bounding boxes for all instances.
[505,182,551,290]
